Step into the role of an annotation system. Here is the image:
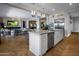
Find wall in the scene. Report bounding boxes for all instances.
[69,11,79,32]
[64,13,73,37]
[66,10,79,33]
[70,11,79,17]
[73,17,79,32]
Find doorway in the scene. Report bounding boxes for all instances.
[23,21,26,28]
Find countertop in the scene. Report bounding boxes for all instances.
[29,29,54,34]
[29,29,64,34]
[55,29,64,31]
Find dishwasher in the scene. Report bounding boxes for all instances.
[48,32,54,49]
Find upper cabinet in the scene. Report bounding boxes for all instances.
[54,14,65,29]
[54,18,65,23]
[54,14,65,19]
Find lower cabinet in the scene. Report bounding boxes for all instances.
[29,30,63,56]
[29,32,48,56]
[40,34,47,55]
[54,30,63,46]
[48,32,54,49]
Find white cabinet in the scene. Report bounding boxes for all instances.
[29,32,47,56]
[54,29,63,45]
[29,30,63,55]
[29,33,35,53]
[40,34,47,55]
[54,31,59,45]
[34,34,40,55]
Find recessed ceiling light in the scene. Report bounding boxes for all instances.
[69,3,72,5]
[52,8,56,11]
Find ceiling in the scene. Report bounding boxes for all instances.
[7,3,79,15]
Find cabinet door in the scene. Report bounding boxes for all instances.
[48,32,54,49]
[54,31,59,45]
[29,33,35,52]
[59,30,63,41]
[34,34,41,55]
[40,34,47,55]
[57,30,63,43]
[54,30,63,46]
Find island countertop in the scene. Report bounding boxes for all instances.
[29,29,64,34]
[29,29,54,34]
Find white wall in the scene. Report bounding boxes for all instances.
[73,17,79,32]
[70,11,79,32]
[64,13,73,37]
[70,11,79,17]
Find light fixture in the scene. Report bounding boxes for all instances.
[52,8,56,11]
[69,3,72,5]
[41,14,46,17]
[31,10,36,15]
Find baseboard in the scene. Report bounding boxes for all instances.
[72,32,79,34]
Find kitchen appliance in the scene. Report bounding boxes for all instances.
[48,23,55,31]
[54,18,65,29]
[48,32,54,49]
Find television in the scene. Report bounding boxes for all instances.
[7,20,18,27]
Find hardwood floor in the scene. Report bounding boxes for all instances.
[0,35,29,56]
[0,34,35,56]
[45,33,79,56]
[0,33,79,56]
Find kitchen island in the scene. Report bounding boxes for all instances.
[29,29,64,56]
